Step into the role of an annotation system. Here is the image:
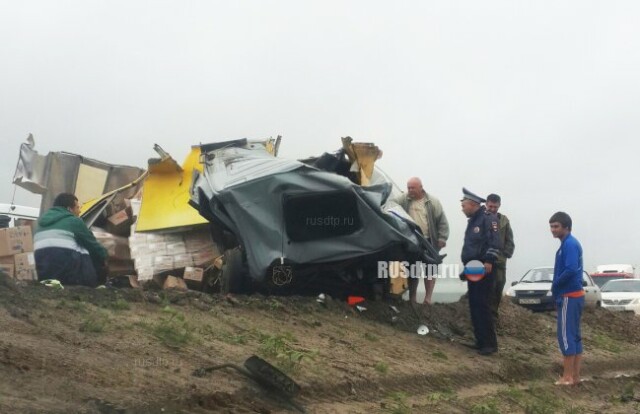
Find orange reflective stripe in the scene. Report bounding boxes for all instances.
[562,290,585,298]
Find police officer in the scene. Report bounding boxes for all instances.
[460,188,502,356]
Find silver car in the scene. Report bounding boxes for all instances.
[506,267,602,311]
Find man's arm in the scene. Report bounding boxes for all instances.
[431,198,449,245]
[503,218,515,259]
[70,218,108,262]
[483,214,502,266]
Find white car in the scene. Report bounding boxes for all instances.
[600,279,640,315]
[506,267,602,311]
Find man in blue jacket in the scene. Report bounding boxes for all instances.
[460,188,501,356]
[549,211,584,385]
[34,193,107,287]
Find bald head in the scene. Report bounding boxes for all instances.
[407,177,425,200]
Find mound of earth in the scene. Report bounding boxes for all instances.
[1,273,639,413]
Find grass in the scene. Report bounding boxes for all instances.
[591,333,622,353]
[364,332,379,342]
[619,382,635,403]
[106,298,130,311]
[432,350,448,360]
[57,299,88,313]
[383,392,411,414]
[374,361,389,374]
[216,330,249,345]
[79,311,110,333]
[152,306,195,348]
[258,332,317,372]
[427,389,457,403]
[471,399,500,414]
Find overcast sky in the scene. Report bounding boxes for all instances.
[1,1,639,281]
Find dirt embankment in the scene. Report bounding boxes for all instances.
[1,273,640,413]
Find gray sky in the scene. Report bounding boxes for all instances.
[2,1,640,282]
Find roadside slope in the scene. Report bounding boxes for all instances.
[1,274,639,413]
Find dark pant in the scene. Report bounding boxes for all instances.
[468,270,497,349]
[490,265,506,322]
[35,247,98,287]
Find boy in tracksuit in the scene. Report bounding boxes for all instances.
[549,211,584,385]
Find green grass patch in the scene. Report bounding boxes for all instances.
[383,391,411,414]
[152,306,194,348]
[375,361,389,374]
[258,332,317,372]
[591,333,622,353]
[427,389,457,402]
[79,311,110,333]
[471,398,500,414]
[107,298,131,311]
[364,332,379,342]
[431,350,448,360]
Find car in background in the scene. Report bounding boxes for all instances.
[0,203,39,228]
[590,264,636,288]
[506,267,602,311]
[600,279,640,315]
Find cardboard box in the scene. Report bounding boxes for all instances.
[183,228,213,249]
[93,229,131,260]
[134,256,153,269]
[107,209,130,226]
[163,275,188,290]
[0,227,22,256]
[106,258,135,277]
[0,255,14,265]
[14,252,36,272]
[136,267,154,281]
[173,253,193,268]
[105,207,133,236]
[183,266,204,282]
[0,227,32,256]
[166,241,186,255]
[147,242,167,255]
[153,255,174,270]
[15,269,37,281]
[130,244,151,257]
[191,248,218,266]
[14,226,33,252]
[0,263,14,278]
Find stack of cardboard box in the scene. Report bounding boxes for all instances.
[0,226,37,281]
[92,228,135,277]
[129,226,220,285]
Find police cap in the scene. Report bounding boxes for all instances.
[461,187,486,204]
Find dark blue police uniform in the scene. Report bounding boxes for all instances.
[461,188,502,354]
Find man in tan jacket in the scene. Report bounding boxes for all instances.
[486,193,515,323]
[395,177,449,304]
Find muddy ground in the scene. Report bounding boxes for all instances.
[1,273,640,413]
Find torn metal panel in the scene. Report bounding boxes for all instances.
[341,137,382,186]
[135,145,208,232]
[191,138,442,286]
[13,135,145,212]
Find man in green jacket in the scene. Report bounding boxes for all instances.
[486,193,515,323]
[395,177,449,304]
[34,193,107,287]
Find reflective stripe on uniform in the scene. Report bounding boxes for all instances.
[34,229,90,255]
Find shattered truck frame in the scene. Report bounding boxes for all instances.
[190,138,442,298]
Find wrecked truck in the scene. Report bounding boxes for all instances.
[190,138,442,298]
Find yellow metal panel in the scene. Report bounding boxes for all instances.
[80,171,148,216]
[136,147,208,232]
